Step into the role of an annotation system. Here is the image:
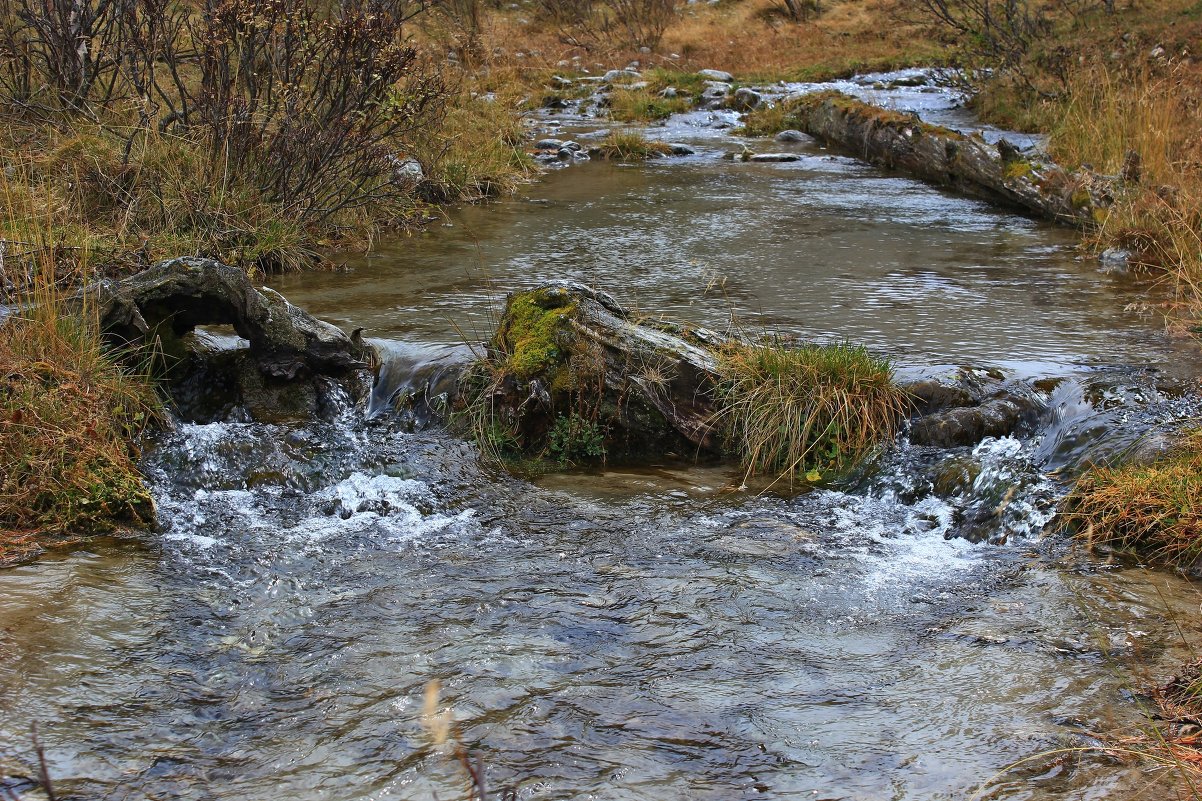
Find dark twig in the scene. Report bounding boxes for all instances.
[30,722,57,801]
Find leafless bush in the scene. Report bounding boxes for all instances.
[904,0,1110,92]
[776,0,821,23]
[0,0,124,111]
[535,0,677,51]
[181,0,448,223]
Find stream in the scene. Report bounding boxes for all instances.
[3,70,1202,800]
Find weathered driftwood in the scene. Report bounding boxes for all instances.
[465,283,1045,461]
[76,257,374,422]
[784,91,1115,226]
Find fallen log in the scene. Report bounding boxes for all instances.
[75,257,375,422]
[779,90,1115,227]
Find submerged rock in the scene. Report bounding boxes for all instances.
[1099,247,1133,272]
[749,153,801,163]
[79,257,375,423]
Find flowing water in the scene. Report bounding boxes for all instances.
[3,72,1202,801]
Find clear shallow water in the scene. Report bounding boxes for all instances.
[4,78,1202,800]
[2,415,1201,800]
[272,136,1198,379]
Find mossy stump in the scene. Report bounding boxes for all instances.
[459,283,727,465]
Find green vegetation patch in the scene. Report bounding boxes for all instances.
[548,413,607,465]
[608,88,692,122]
[715,339,908,484]
[490,287,579,379]
[1062,431,1202,569]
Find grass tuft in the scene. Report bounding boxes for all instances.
[593,131,673,161]
[714,339,907,484]
[1062,431,1202,569]
[0,284,161,556]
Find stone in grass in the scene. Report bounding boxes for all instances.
[698,68,734,82]
[730,87,761,111]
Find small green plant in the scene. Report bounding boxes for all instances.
[547,413,606,465]
[594,131,673,161]
[714,339,907,485]
[1061,430,1202,569]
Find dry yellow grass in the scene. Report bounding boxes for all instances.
[0,285,160,554]
[1044,61,1202,320]
[475,0,944,81]
[1062,431,1202,569]
[715,339,908,485]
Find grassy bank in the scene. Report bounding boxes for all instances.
[0,279,160,561]
[1062,432,1202,570]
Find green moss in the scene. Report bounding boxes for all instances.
[1004,160,1034,180]
[1071,186,1093,208]
[492,288,578,378]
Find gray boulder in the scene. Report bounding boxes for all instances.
[731,87,761,111]
[698,68,734,82]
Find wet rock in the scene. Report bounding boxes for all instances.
[902,378,977,415]
[550,75,573,89]
[887,74,929,88]
[667,143,696,156]
[909,398,1031,448]
[78,257,374,423]
[730,87,761,111]
[701,82,730,106]
[534,138,565,150]
[1099,248,1133,272]
[748,153,801,162]
[775,129,807,142]
[698,68,734,82]
[902,370,1046,448]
